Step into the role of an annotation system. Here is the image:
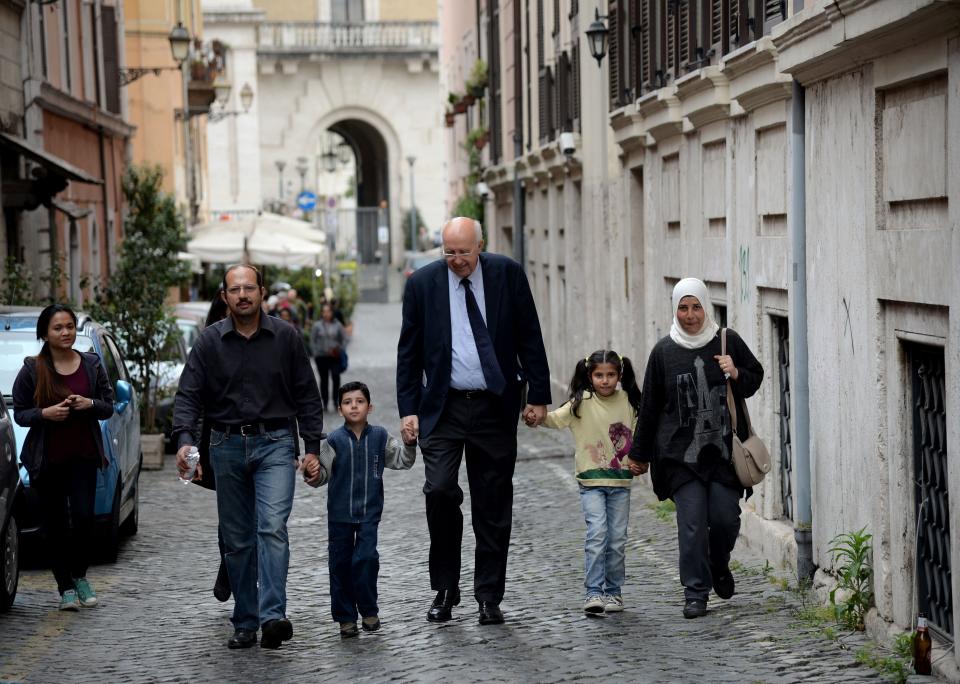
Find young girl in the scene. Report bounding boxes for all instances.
[531,350,645,614]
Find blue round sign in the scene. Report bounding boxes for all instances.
[297,191,317,211]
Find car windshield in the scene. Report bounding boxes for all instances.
[412,256,435,269]
[0,331,95,393]
[177,321,199,351]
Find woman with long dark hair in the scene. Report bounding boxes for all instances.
[12,304,114,611]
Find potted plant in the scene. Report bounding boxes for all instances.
[466,59,488,98]
[88,165,190,470]
[466,126,489,150]
[463,92,476,107]
[444,109,456,127]
[449,91,468,114]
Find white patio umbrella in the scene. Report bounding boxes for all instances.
[186,213,327,267]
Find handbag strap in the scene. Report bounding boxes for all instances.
[722,328,739,433]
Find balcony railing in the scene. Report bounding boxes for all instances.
[258,22,439,54]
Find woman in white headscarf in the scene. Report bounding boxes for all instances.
[627,278,763,619]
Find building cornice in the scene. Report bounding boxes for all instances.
[636,85,682,143]
[32,82,135,138]
[610,105,646,154]
[203,9,268,24]
[721,37,792,114]
[676,65,730,129]
[773,0,960,85]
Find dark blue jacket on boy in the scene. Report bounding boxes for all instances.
[314,424,416,523]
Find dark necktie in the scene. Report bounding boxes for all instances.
[461,278,506,395]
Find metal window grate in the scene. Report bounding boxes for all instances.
[775,316,792,520]
[910,344,952,639]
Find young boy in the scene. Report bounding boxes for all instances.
[302,381,416,638]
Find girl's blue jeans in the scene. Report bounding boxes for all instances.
[579,485,631,599]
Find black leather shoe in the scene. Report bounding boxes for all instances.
[478,601,504,625]
[227,629,257,649]
[213,561,231,602]
[683,599,707,619]
[426,589,460,622]
[713,566,735,600]
[260,618,293,649]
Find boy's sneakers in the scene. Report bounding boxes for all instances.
[583,596,605,614]
[59,589,80,611]
[74,578,98,607]
[603,595,624,612]
[339,622,360,638]
[361,616,381,632]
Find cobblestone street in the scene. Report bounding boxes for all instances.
[0,303,908,683]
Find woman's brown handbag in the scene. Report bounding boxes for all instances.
[722,328,772,487]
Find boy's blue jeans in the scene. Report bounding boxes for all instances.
[328,521,380,623]
[209,428,297,632]
[579,485,631,599]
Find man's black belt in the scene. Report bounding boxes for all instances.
[448,389,491,400]
[209,417,291,437]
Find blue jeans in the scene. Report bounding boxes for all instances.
[579,485,631,599]
[210,428,297,631]
[328,521,380,623]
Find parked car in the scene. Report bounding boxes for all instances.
[174,301,212,352]
[176,317,201,354]
[0,395,20,611]
[0,307,142,561]
[402,252,438,278]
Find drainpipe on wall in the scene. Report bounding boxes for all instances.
[512,130,524,267]
[790,79,814,580]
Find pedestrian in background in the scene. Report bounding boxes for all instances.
[528,349,644,615]
[310,302,348,413]
[173,264,325,650]
[302,381,416,638]
[12,304,114,611]
[189,292,231,602]
[628,278,763,619]
[396,216,551,626]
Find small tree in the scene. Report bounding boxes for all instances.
[88,165,188,432]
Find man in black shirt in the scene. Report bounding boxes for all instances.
[173,264,324,650]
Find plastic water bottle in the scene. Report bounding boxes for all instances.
[180,446,200,484]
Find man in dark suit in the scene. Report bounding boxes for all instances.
[397,217,551,625]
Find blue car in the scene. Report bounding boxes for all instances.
[0,308,142,562]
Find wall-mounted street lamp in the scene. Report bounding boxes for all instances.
[296,156,309,193]
[275,159,286,201]
[208,82,255,123]
[585,9,610,68]
[119,22,193,86]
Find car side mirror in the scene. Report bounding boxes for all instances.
[115,380,132,414]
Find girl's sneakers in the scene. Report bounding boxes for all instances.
[583,596,605,614]
[59,589,80,611]
[339,622,360,638]
[361,616,381,632]
[603,595,624,612]
[74,578,98,607]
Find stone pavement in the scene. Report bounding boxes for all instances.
[0,303,920,683]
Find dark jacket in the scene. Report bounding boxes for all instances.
[12,352,115,479]
[629,328,763,501]
[317,424,415,524]
[396,252,552,438]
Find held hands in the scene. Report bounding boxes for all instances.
[300,453,323,486]
[522,404,547,427]
[713,354,738,381]
[400,415,419,445]
[176,444,203,482]
[626,459,649,476]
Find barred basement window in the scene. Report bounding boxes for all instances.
[909,343,952,639]
[773,316,792,520]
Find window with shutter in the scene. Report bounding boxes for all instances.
[572,42,581,130]
[100,5,120,115]
[678,0,690,72]
[537,0,545,68]
[762,0,785,34]
[627,0,639,98]
[489,0,502,162]
[731,0,743,48]
[549,65,558,139]
[558,51,571,132]
[608,0,621,109]
[539,69,548,144]
[665,0,677,82]
[553,0,560,36]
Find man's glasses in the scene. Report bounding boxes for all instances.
[226,285,260,295]
[441,249,476,259]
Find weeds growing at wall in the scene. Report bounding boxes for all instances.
[828,527,874,631]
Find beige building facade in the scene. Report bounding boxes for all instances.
[455,0,960,674]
